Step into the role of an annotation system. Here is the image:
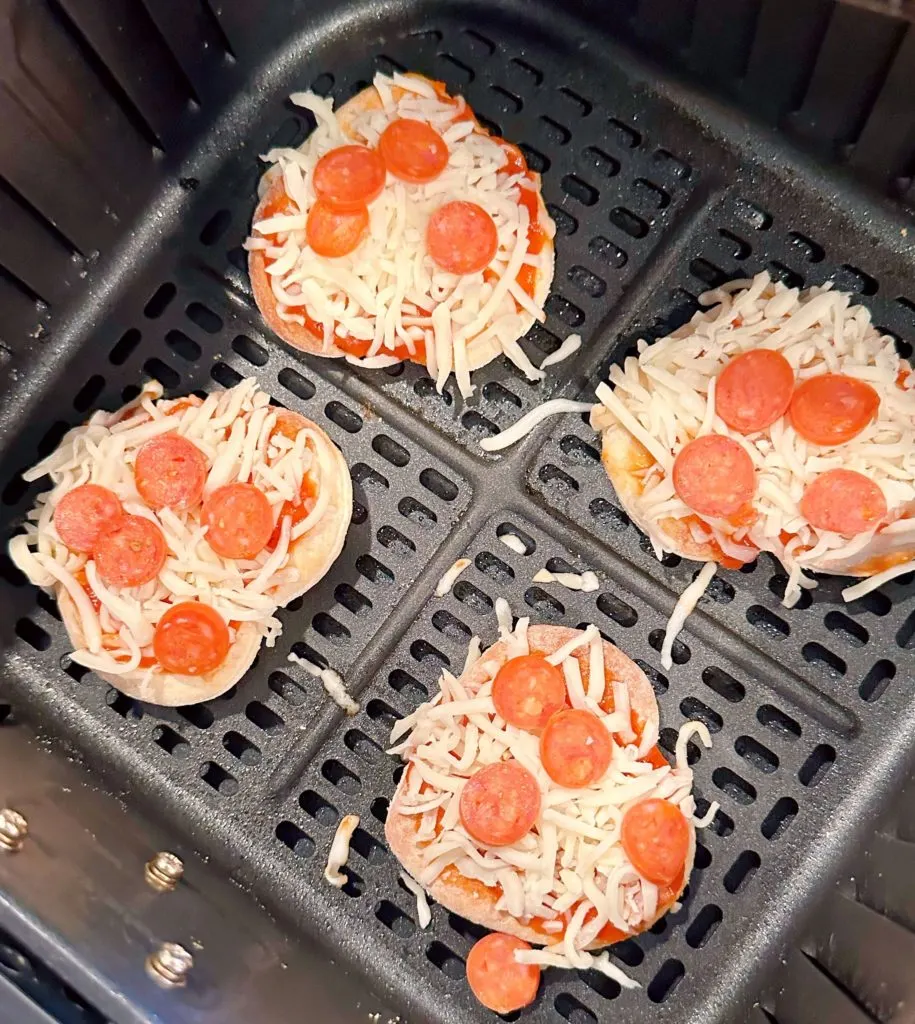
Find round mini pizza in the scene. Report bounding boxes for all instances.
[9,378,352,706]
[591,272,915,606]
[386,604,715,1012]
[246,71,556,396]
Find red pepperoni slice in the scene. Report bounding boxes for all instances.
[201,483,274,560]
[799,468,887,535]
[93,515,167,589]
[134,434,207,511]
[54,484,124,554]
[466,933,540,1015]
[306,200,369,258]
[459,760,541,847]
[492,654,567,732]
[153,601,230,675]
[312,145,386,211]
[621,798,690,886]
[379,118,449,184]
[789,373,880,446]
[427,201,498,275]
[672,434,757,519]
[716,349,794,433]
[540,708,613,789]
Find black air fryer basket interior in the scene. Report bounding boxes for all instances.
[1,1,915,1022]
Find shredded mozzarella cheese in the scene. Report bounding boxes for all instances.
[540,333,582,369]
[479,400,595,452]
[435,558,471,597]
[660,562,717,670]
[400,871,433,929]
[325,814,359,887]
[842,556,915,600]
[288,652,360,715]
[249,74,554,398]
[390,604,712,976]
[499,533,528,555]
[10,380,330,677]
[532,568,599,592]
[594,273,915,605]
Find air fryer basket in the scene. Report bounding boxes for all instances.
[1,1,915,1022]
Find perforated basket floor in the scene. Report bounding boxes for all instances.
[1,5,915,1024]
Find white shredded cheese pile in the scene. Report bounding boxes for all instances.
[247,73,556,397]
[390,617,716,981]
[591,273,915,605]
[10,379,333,679]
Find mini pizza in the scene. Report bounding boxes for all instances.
[386,603,715,1011]
[591,272,915,607]
[9,378,352,706]
[246,71,556,396]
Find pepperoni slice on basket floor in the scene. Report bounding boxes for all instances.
[800,468,887,535]
[466,933,540,1015]
[54,484,124,554]
[459,760,541,847]
[306,200,369,258]
[716,349,794,433]
[789,373,880,446]
[94,515,167,589]
[134,434,207,511]
[621,797,691,886]
[202,483,274,560]
[312,145,386,211]
[153,601,230,676]
[427,201,499,275]
[672,434,757,519]
[540,708,613,789]
[379,118,450,184]
[492,654,567,731]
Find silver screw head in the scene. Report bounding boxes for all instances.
[145,851,184,891]
[146,943,193,988]
[0,809,28,852]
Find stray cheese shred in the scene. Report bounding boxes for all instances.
[660,561,717,671]
[499,533,528,555]
[400,871,433,929]
[325,814,359,887]
[540,333,582,369]
[533,568,599,592]
[435,558,471,597]
[288,651,360,715]
[479,400,595,452]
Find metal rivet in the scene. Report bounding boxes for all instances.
[0,809,28,852]
[146,943,193,988]
[145,852,184,892]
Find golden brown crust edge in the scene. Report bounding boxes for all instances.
[385,625,694,948]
